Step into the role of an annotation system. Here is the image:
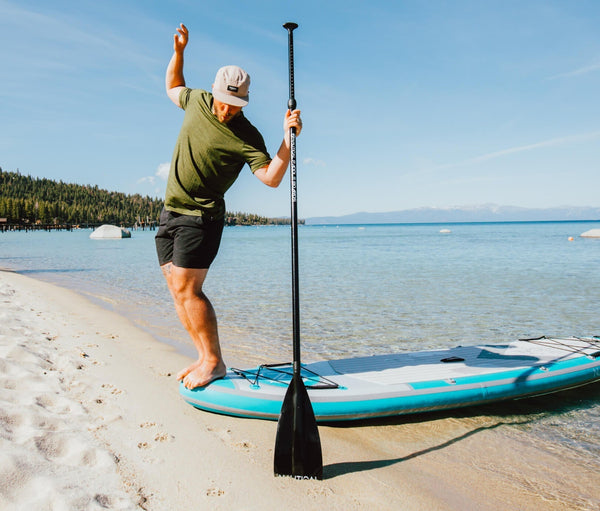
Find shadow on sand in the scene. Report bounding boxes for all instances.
[322,380,600,479]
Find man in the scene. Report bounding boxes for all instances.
[156,24,303,389]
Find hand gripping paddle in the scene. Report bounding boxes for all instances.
[273,22,323,480]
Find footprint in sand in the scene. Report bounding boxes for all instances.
[34,432,116,468]
[0,450,31,497]
[208,426,254,452]
[6,343,43,366]
[154,432,173,443]
[136,422,173,449]
[0,408,28,442]
[36,393,85,417]
[101,383,123,396]
[211,427,233,444]
[234,440,255,451]
[0,357,26,379]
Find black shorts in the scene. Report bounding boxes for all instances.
[155,208,225,269]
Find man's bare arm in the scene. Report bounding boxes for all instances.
[254,109,303,187]
[166,23,188,108]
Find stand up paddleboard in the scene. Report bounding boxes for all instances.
[180,336,600,422]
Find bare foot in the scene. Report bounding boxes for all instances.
[182,360,227,389]
[176,359,203,382]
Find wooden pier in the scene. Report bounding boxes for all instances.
[1,221,157,233]
[1,223,74,233]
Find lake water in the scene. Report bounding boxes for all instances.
[1,221,599,486]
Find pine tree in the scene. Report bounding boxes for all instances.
[0,167,292,227]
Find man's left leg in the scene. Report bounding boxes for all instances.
[162,263,226,389]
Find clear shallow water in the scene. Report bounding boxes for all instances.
[4,222,598,361]
[1,221,599,479]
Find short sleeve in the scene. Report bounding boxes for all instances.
[179,88,193,109]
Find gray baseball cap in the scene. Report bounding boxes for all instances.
[212,65,250,107]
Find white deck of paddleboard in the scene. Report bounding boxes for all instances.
[315,338,598,386]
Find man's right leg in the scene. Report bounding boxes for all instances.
[161,262,226,389]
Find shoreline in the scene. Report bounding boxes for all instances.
[1,269,598,510]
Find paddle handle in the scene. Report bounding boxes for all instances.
[284,22,298,111]
[284,22,301,375]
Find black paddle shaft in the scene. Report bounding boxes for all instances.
[284,22,301,375]
[274,22,323,480]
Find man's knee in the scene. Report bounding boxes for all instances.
[168,266,208,301]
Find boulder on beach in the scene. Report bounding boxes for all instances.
[89,224,131,239]
[580,228,600,239]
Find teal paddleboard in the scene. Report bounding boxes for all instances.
[180,336,600,422]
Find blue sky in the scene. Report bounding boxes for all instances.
[1,0,599,218]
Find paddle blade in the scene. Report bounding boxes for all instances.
[274,373,323,480]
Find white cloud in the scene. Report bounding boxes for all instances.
[156,162,170,180]
[303,157,326,167]
[137,162,170,187]
[432,131,600,172]
[547,61,600,80]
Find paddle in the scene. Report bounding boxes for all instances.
[273,22,323,480]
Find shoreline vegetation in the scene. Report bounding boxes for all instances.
[0,168,299,231]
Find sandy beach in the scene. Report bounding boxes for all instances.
[1,269,598,510]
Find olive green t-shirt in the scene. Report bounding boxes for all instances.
[164,88,272,219]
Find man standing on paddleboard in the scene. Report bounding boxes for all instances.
[155,23,303,389]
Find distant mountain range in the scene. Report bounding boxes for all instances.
[306,204,600,225]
